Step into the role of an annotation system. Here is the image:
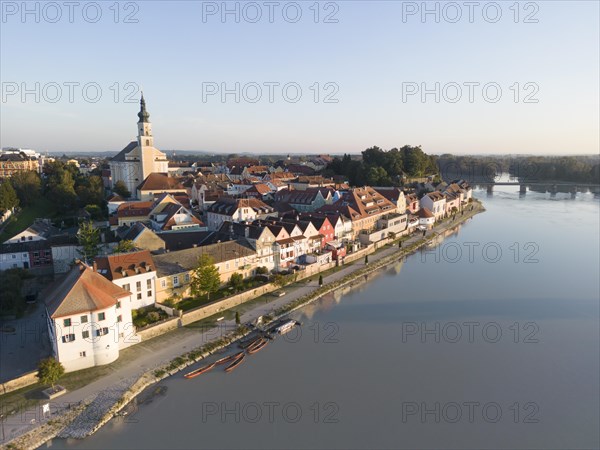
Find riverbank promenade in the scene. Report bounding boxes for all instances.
[1,202,484,448]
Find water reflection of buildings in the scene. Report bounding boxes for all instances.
[297,257,406,321]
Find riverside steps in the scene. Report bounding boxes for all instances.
[2,201,485,450]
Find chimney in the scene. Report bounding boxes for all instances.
[92,261,97,272]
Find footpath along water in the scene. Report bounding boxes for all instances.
[45,188,600,449]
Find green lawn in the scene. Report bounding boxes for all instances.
[0,199,56,242]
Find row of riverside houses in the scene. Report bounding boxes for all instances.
[2,96,472,373]
[38,179,472,373]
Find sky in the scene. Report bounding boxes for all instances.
[1,1,599,155]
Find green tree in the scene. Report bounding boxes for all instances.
[77,221,100,262]
[10,171,41,206]
[37,357,65,387]
[366,166,392,186]
[113,240,136,254]
[113,180,131,198]
[235,311,241,325]
[0,269,26,316]
[76,175,104,207]
[46,162,77,212]
[190,254,221,301]
[0,180,19,212]
[229,272,244,291]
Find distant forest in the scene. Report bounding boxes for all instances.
[436,154,600,184]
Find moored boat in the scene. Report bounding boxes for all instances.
[215,351,243,365]
[245,338,265,352]
[184,362,216,379]
[239,337,261,349]
[247,339,268,354]
[225,353,245,372]
[274,320,298,335]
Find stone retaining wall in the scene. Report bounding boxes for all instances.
[0,370,38,395]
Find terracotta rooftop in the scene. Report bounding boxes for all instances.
[45,263,130,318]
[116,201,154,218]
[137,173,185,192]
[95,250,155,280]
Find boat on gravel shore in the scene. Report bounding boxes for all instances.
[184,362,216,379]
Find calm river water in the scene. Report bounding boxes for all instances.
[47,187,600,449]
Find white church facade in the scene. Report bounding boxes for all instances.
[109,95,169,197]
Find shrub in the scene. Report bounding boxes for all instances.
[256,266,269,275]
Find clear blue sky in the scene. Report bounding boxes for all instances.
[1,1,598,155]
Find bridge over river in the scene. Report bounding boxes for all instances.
[469,181,600,197]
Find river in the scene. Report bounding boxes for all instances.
[45,187,600,449]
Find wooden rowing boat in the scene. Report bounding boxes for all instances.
[214,351,243,366]
[225,353,245,373]
[247,339,268,355]
[239,337,261,349]
[184,362,215,379]
[245,338,265,352]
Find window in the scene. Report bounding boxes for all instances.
[184,274,190,283]
[96,327,109,337]
[137,293,142,300]
[173,275,179,286]
[80,315,88,323]
[33,252,39,257]
[98,312,105,321]
[147,279,152,289]
[63,318,71,327]
[136,281,142,291]
[116,301,121,309]
[117,315,122,322]
[160,279,166,288]
[82,330,90,339]
[79,351,86,357]
[123,283,131,292]
[61,334,75,343]
[147,290,152,297]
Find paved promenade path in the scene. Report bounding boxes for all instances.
[1,203,483,446]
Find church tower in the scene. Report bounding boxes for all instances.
[110,94,168,198]
[137,94,154,148]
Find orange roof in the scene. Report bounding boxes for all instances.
[116,201,154,218]
[95,250,155,280]
[45,263,130,318]
[137,173,185,191]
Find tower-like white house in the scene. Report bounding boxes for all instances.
[109,95,169,197]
